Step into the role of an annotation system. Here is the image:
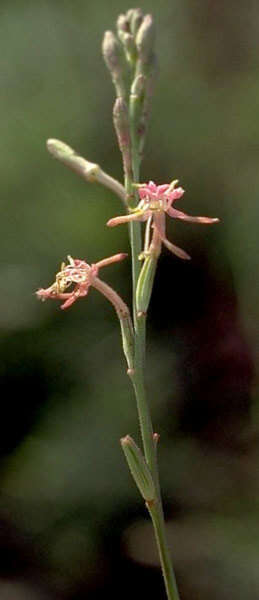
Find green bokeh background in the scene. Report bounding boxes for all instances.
[1,1,259,599]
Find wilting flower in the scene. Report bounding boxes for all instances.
[107,180,219,259]
[37,253,127,310]
[37,252,135,372]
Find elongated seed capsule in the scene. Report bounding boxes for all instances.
[120,435,155,502]
[136,254,158,316]
[118,312,134,374]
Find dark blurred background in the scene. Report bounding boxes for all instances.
[1,0,259,598]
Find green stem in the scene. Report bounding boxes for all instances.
[148,501,180,600]
[124,175,142,327]
[126,85,180,600]
[129,316,180,600]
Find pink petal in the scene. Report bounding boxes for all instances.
[167,207,219,224]
[166,187,185,205]
[153,213,190,260]
[162,238,191,260]
[138,187,150,199]
[36,287,56,301]
[60,284,89,310]
[60,294,78,310]
[96,253,128,269]
[157,184,170,194]
[107,210,149,227]
[147,181,156,190]
[107,213,139,227]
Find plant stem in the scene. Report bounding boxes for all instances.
[127,113,180,600]
[129,310,180,600]
[147,501,180,600]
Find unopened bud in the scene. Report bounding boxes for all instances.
[117,14,129,34]
[113,98,132,178]
[131,74,145,98]
[126,9,135,23]
[129,75,146,161]
[102,30,127,98]
[136,14,155,65]
[118,31,136,64]
[47,139,99,181]
[120,435,155,502]
[130,74,146,133]
[129,8,143,37]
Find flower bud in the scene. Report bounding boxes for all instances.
[47,139,99,181]
[120,435,155,502]
[113,98,132,178]
[102,30,127,98]
[117,14,129,34]
[129,8,143,37]
[118,31,136,64]
[125,9,135,23]
[131,74,146,98]
[136,14,155,65]
[129,75,146,162]
[130,75,145,130]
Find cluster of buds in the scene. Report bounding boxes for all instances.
[103,8,155,99]
[103,9,155,181]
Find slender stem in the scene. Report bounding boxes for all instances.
[129,317,180,600]
[124,174,142,327]
[127,87,180,600]
[147,502,180,600]
[130,317,180,600]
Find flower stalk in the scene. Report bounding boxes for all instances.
[103,10,182,600]
[38,9,220,600]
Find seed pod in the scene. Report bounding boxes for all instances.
[120,435,155,502]
[119,313,134,373]
[136,254,158,316]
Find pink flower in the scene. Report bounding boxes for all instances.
[107,180,219,260]
[37,253,127,310]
